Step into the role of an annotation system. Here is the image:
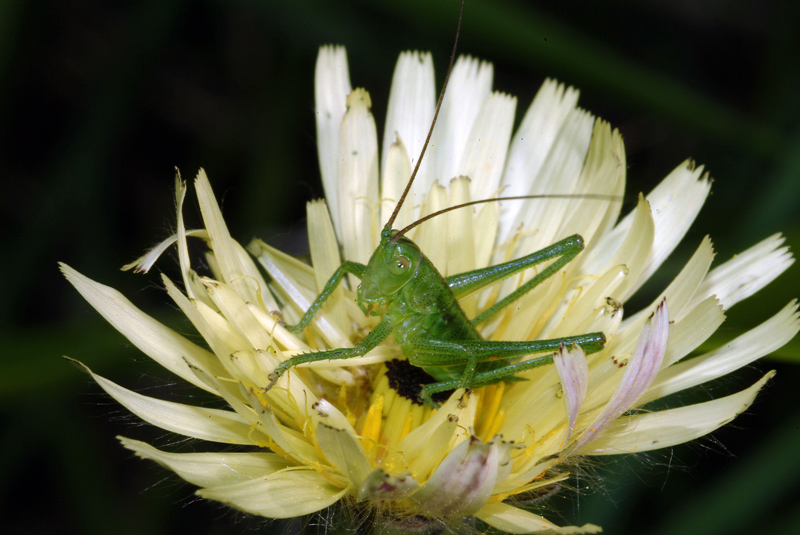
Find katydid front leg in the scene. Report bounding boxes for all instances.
[285,261,366,333]
[265,316,394,391]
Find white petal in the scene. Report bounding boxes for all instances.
[460,92,516,202]
[690,233,794,311]
[381,50,435,200]
[119,437,291,487]
[586,371,775,455]
[195,169,263,306]
[643,301,799,402]
[554,344,589,440]
[72,360,256,444]
[576,299,669,451]
[504,108,594,255]
[61,263,223,393]
[626,160,711,297]
[337,88,379,265]
[198,469,348,518]
[307,199,348,333]
[315,45,352,232]
[477,502,601,534]
[498,79,581,243]
[380,135,415,230]
[428,56,493,191]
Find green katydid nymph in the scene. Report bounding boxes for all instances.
[264,0,608,407]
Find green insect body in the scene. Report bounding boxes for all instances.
[266,225,606,407]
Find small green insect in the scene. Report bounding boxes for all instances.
[265,4,607,407]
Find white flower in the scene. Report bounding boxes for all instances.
[62,46,798,533]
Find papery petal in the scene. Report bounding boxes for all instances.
[198,469,348,518]
[411,435,500,516]
[586,371,775,454]
[119,437,291,487]
[690,233,794,311]
[381,50,435,203]
[461,92,516,203]
[70,360,257,444]
[337,88,379,265]
[358,469,420,501]
[61,263,224,393]
[554,344,589,440]
[312,399,372,486]
[315,45,351,231]
[477,502,601,534]
[498,79,581,243]
[643,301,799,402]
[428,56,493,190]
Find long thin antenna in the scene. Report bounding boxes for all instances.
[393,193,622,240]
[384,0,466,230]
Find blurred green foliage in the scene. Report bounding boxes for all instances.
[1,0,799,533]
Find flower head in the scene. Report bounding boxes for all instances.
[63,46,798,533]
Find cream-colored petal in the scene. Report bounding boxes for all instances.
[315,45,352,232]
[195,170,263,306]
[690,233,794,311]
[660,296,725,368]
[586,371,775,455]
[61,263,223,393]
[460,92,516,203]
[616,236,715,354]
[312,399,372,485]
[580,195,655,305]
[643,301,798,402]
[197,469,348,518]
[120,229,208,274]
[390,389,476,481]
[505,109,594,256]
[381,50,435,203]
[307,199,347,333]
[337,88,379,266]
[625,160,711,297]
[477,502,601,534]
[248,238,351,351]
[71,360,256,444]
[428,56,493,191]
[119,437,291,487]
[380,135,415,230]
[498,79,581,244]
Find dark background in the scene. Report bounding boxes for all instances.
[2,0,800,533]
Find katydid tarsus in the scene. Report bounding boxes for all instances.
[264,1,608,407]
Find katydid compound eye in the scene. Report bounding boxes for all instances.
[389,255,410,275]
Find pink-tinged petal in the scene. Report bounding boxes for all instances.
[575,299,669,452]
[411,435,503,516]
[357,469,420,501]
[554,344,589,440]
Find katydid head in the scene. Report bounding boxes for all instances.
[356,227,422,315]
